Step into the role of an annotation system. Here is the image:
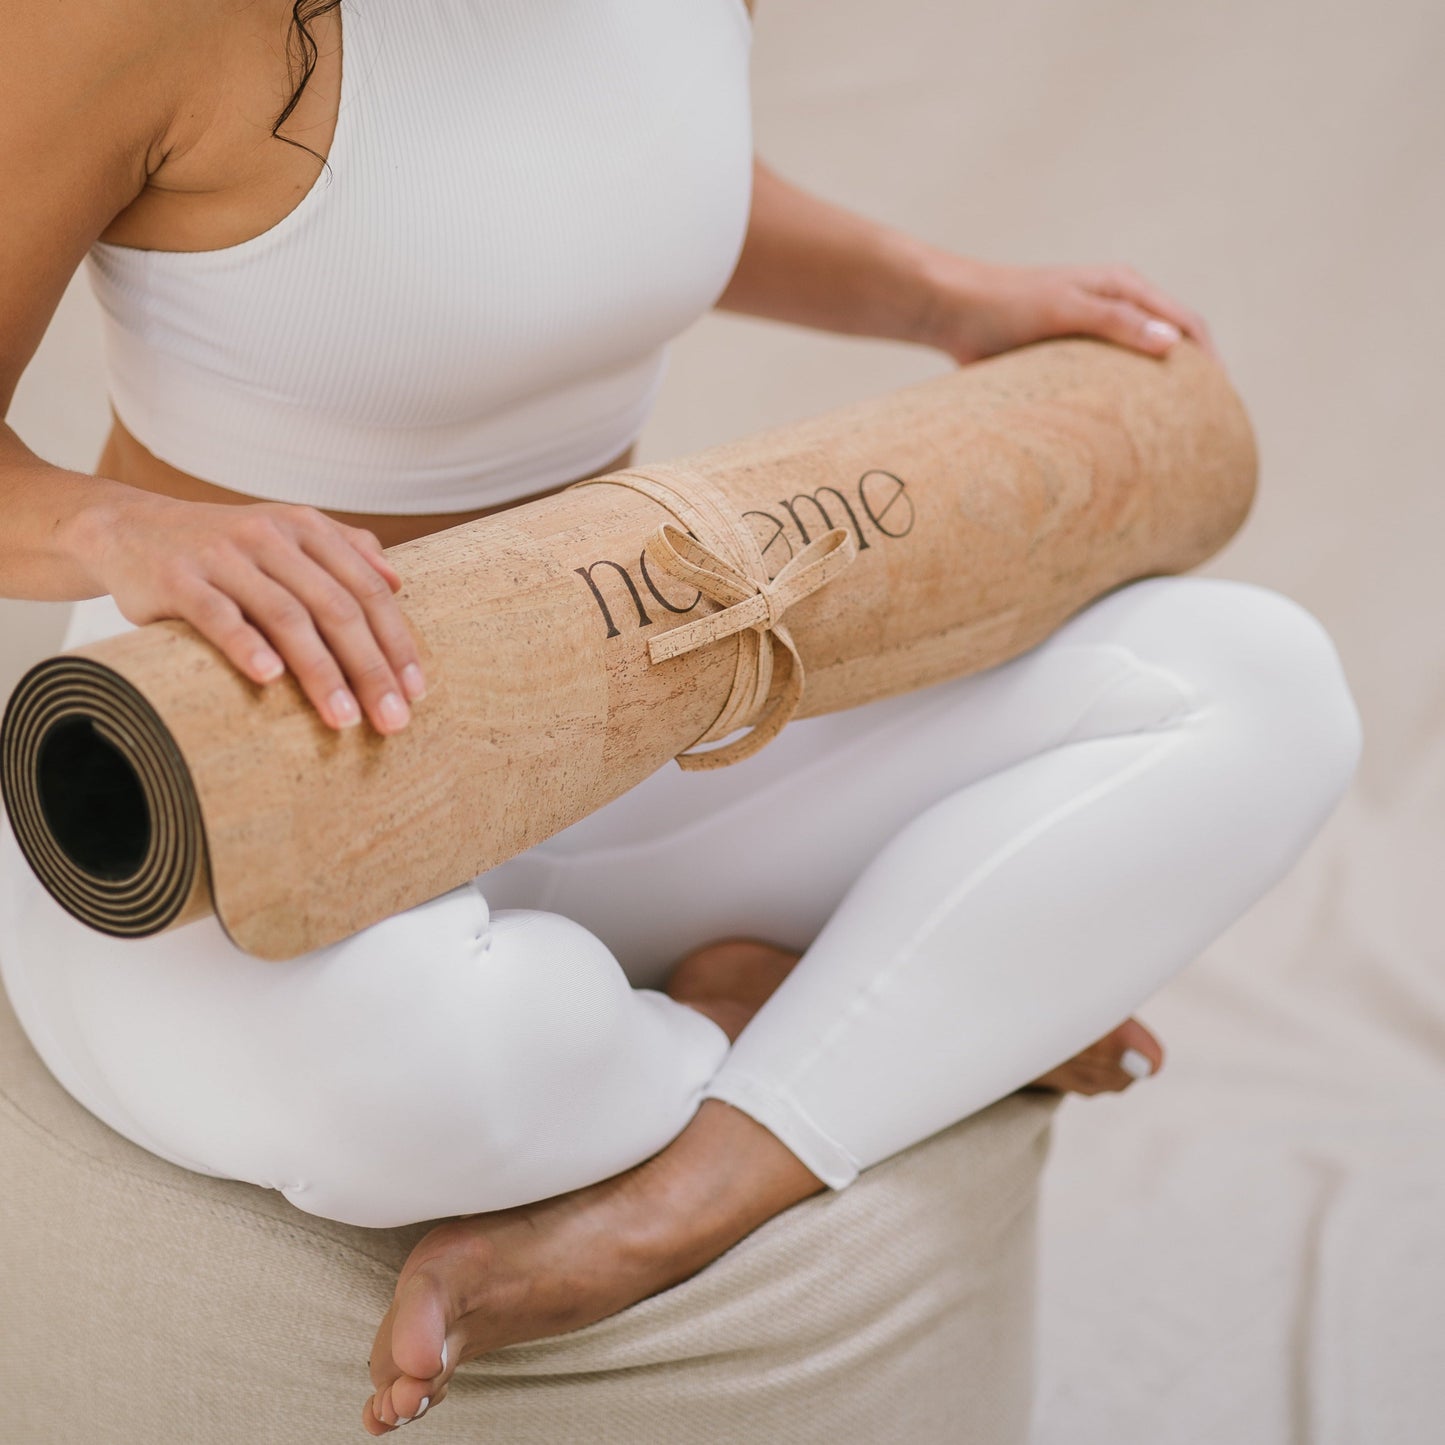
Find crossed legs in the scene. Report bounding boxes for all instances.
[360,575,1361,1429]
[0,577,1362,1432]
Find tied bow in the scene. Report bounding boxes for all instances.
[642,520,857,769]
[568,466,861,770]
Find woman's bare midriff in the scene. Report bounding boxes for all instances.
[96,412,635,547]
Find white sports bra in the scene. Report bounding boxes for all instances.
[84,0,754,514]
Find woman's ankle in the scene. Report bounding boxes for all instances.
[623,1099,826,1274]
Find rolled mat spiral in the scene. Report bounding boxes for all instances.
[1,338,1256,960]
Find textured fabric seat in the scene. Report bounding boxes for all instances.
[0,977,1059,1444]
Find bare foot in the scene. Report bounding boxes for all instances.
[1022,1016,1166,1095]
[663,934,803,1041]
[362,937,815,1434]
[361,939,1165,1431]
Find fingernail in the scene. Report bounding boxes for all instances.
[377,691,410,731]
[328,688,361,727]
[251,649,284,682]
[1121,1048,1154,1080]
[1143,318,1181,346]
[415,1397,430,1418]
[400,663,427,701]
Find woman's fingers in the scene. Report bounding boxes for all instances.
[242,507,424,732]
[167,575,288,689]
[241,541,412,735]
[293,519,427,702]
[341,522,406,592]
[1083,264,1220,360]
[920,256,1220,369]
[1067,293,1184,357]
[202,505,424,733]
[207,556,372,730]
[98,497,426,732]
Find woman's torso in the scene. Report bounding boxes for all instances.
[88,0,755,544]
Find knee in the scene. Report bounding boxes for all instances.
[248,899,654,1222]
[1214,580,1359,790]
[322,898,647,1120]
[1142,577,1363,804]
[280,898,724,1225]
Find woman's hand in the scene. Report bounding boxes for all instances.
[916,254,1219,367]
[716,162,1219,372]
[86,492,426,733]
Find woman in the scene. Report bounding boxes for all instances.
[0,0,1361,1434]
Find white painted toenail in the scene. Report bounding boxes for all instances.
[440,1341,448,1373]
[1121,1048,1153,1080]
[415,1397,430,1417]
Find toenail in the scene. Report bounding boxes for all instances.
[415,1397,430,1418]
[440,1340,448,1373]
[1121,1048,1153,1080]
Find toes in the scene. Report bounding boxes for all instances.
[368,1300,402,1393]
[1113,1016,1166,1076]
[1024,1016,1167,1096]
[366,1302,405,1431]
[1119,1047,1154,1081]
[386,1373,438,1426]
[367,1294,444,1430]
[362,1392,395,1436]
[366,1228,468,1430]
[377,1269,458,1424]
[390,1268,453,1383]
[370,1376,443,1430]
[370,1383,401,1430]
[1072,1019,1166,1083]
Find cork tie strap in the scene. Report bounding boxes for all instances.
[569,467,858,769]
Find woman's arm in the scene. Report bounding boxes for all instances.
[716,156,1217,363]
[0,0,423,733]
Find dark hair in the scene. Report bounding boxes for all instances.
[272,0,344,166]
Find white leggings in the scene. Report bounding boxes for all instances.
[0,576,1361,1228]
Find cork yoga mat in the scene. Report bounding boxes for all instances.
[1,339,1256,960]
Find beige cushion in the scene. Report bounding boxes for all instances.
[0,979,1060,1443]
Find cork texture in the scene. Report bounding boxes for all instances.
[0,339,1255,958]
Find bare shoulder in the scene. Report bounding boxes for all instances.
[0,0,220,408]
[4,0,216,156]
[5,0,215,86]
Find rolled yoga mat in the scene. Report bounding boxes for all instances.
[2,338,1256,960]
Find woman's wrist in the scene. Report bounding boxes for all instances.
[55,478,172,597]
[858,229,963,349]
[0,440,173,601]
[904,246,993,356]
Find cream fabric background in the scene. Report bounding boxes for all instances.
[3,0,1442,1439]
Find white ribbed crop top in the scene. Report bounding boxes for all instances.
[84,0,754,514]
